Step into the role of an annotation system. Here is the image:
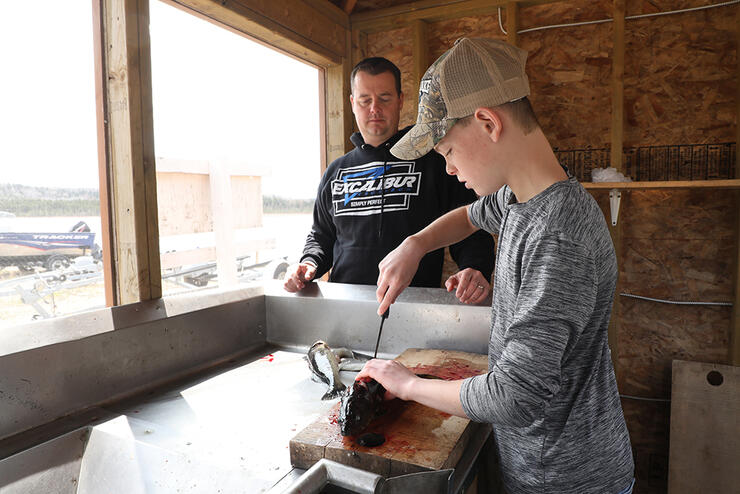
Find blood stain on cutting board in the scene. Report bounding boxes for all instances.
[290,349,489,476]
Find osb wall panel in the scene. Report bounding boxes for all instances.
[520,0,612,29]
[593,188,736,493]
[359,0,737,156]
[520,0,614,149]
[427,14,504,62]
[624,1,737,146]
[424,3,616,150]
[365,27,415,128]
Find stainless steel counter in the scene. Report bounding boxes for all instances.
[264,281,491,357]
[0,281,494,493]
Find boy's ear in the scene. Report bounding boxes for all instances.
[474,107,503,142]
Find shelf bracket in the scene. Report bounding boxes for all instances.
[609,189,622,226]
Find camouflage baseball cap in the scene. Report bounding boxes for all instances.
[391,38,530,160]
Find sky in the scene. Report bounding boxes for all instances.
[0,0,321,199]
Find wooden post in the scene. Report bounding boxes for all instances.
[412,19,429,115]
[506,2,519,46]
[732,6,740,365]
[607,0,626,379]
[100,0,162,304]
[607,193,624,380]
[325,30,354,166]
[351,28,367,69]
[342,0,358,15]
[92,0,115,306]
[733,192,740,365]
[351,27,367,136]
[209,162,237,288]
[611,0,625,173]
[318,68,328,175]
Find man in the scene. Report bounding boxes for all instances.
[361,39,635,494]
[284,57,494,302]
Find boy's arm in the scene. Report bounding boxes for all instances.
[461,235,598,427]
[376,205,478,315]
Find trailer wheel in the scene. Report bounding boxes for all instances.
[264,259,289,280]
[45,254,70,271]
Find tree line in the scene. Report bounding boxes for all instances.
[0,198,100,217]
[0,196,313,216]
[262,195,314,213]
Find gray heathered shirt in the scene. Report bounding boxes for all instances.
[461,177,634,494]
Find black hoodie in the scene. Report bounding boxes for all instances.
[301,126,494,287]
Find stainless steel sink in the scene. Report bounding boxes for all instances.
[0,282,493,493]
[0,350,351,493]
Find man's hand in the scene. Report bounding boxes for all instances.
[445,268,491,304]
[356,359,419,401]
[376,237,426,315]
[283,262,317,292]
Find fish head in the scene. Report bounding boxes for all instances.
[338,378,384,436]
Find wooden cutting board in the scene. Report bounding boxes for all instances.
[668,360,740,494]
[289,348,488,477]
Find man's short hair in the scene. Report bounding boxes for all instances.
[351,57,402,96]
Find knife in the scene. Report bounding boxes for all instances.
[373,308,390,358]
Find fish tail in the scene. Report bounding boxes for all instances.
[321,382,347,400]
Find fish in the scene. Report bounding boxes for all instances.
[306,340,346,400]
[333,347,371,372]
[338,377,386,436]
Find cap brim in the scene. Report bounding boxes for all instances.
[390,119,457,160]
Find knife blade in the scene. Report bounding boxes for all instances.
[373,308,390,358]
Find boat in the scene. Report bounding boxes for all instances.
[0,221,100,271]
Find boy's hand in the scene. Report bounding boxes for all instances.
[356,359,419,401]
[376,237,425,315]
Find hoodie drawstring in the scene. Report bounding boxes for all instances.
[378,157,388,239]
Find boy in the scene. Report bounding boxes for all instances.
[359,38,635,494]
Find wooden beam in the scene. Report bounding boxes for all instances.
[325,30,354,167]
[733,191,740,365]
[101,0,162,304]
[583,179,740,190]
[209,162,237,288]
[349,28,367,137]
[168,0,346,66]
[734,6,740,364]
[342,0,358,15]
[506,2,519,46]
[607,192,624,382]
[351,0,560,33]
[319,68,328,175]
[606,0,625,380]
[302,0,350,29]
[351,28,367,68]
[412,19,429,115]
[92,0,115,307]
[610,0,625,173]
